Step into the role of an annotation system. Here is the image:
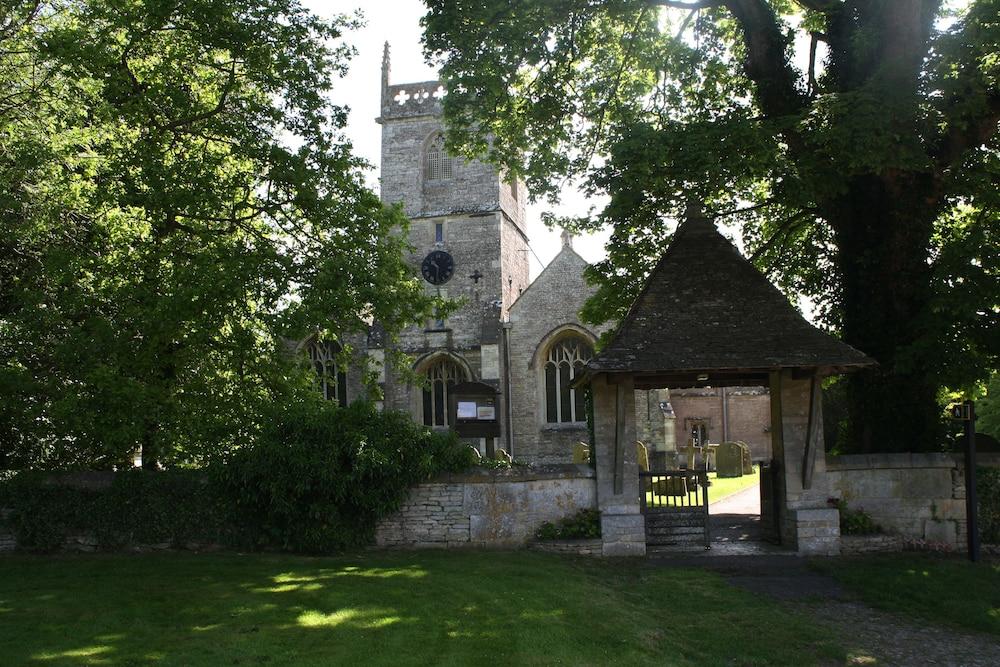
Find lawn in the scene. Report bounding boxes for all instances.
[644,466,760,508]
[707,465,760,503]
[0,551,844,666]
[815,553,1000,637]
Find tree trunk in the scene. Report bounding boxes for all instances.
[829,173,942,453]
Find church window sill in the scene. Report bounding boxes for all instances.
[542,422,588,432]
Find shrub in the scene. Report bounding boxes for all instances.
[534,508,601,541]
[828,497,881,535]
[215,400,476,553]
[1,401,477,554]
[978,466,1000,544]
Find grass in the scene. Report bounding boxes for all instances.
[0,551,845,666]
[815,553,1000,636]
[644,466,760,508]
[707,465,760,503]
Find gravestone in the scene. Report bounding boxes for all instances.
[572,441,590,464]
[715,442,746,478]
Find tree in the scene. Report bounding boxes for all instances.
[978,372,1000,442]
[0,1,434,469]
[422,0,1000,452]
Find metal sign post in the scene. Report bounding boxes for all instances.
[951,400,979,563]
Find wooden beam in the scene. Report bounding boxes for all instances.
[801,375,822,489]
[614,383,625,494]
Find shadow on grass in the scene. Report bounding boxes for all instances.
[814,552,1000,637]
[0,551,845,666]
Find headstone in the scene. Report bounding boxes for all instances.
[635,441,650,472]
[572,441,590,464]
[495,448,513,463]
[738,441,754,474]
[715,442,745,478]
[467,444,482,461]
[652,476,687,496]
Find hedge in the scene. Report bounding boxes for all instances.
[0,401,476,553]
[979,466,1000,545]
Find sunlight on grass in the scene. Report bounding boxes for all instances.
[520,608,566,620]
[297,608,403,629]
[191,624,221,632]
[706,466,761,502]
[33,645,114,661]
[251,582,324,593]
[1,552,847,665]
[270,566,427,584]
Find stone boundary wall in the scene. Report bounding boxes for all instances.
[375,465,597,549]
[527,539,603,556]
[826,453,965,547]
[839,534,905,556]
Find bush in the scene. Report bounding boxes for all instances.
[0,470,224,553]
[534,508,601,541]
[828,498,881,535]
[1,401,477,553]
[215,400,476,553]
[979,466,1000,544]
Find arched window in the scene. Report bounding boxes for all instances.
[307,339,347,407]
[422,357,467,427]
[424,133,454,181]
[544,337,593,424]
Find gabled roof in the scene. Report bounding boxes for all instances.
[587,207,875,376]
[508,242,590,312]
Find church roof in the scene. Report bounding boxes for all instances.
[508,240,590,312]
[587,207,875,377]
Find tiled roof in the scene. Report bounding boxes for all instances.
[587,207,875,375]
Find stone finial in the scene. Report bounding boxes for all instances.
[381,41,391,92]
[560,228,574,248]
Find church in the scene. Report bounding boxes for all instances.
[301,47,771,465]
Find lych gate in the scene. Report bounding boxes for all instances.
[581,206,875,557]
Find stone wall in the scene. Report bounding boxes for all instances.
[826,453,966,547]
[374,466,596,548]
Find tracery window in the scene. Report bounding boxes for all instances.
[307,339,348,407]
[424,133,454,181]
[422,357,467,427]
[544,337,593,424]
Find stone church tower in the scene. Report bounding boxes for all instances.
[372,45,530,438]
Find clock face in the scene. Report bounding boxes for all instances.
[421,250,455,285]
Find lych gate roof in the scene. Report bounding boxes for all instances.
[587,208,875,377]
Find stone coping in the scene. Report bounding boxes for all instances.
[429,464,595,484]
[527,538,603,556]
[826,453,960,471]
[2,464,598,489]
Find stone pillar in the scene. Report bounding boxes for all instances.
[592,373,646,556]
[770,370,840,555]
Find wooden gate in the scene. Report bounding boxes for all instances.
[640,469,710,548]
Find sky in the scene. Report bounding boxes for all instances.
[304,0,610,279]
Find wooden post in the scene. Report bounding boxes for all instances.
[964,400,980,563]
[614,383,625,494]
